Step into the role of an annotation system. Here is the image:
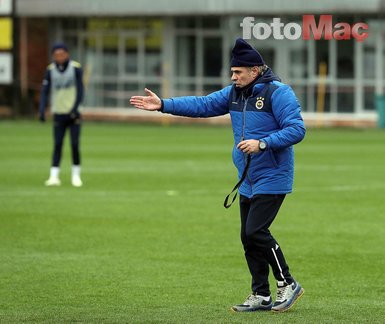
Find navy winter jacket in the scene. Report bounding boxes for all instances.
[162,68,306,198]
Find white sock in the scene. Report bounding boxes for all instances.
[72,165,81,178]
[50,167,60,179]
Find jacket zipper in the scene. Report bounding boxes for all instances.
[241,94,251,185]
[241,93,248,141]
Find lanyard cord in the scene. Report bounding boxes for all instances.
[223,154,251,208]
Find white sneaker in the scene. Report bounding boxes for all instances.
[231,293,272,312]
[72,175,83,187]
[45,177,61,186]
[271,280,304,312]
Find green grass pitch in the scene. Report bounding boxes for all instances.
[1,120,385,323]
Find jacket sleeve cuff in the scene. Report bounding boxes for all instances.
[161,98,174,114]
[158,99,164,112]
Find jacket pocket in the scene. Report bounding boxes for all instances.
[269,150,279,168]
[232,146,245,171]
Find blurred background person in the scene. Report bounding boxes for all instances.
[39,43,84,187]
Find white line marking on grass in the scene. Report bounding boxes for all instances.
[166,190,179,196]
[297,183,385,192]
[296,164,385,172]
[2,183,385,198]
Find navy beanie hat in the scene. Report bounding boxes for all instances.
[51,42,68,53]
[231,38,265,67]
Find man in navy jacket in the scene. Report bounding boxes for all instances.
[130,38,306,313]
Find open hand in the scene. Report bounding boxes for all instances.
[130,88,162,111]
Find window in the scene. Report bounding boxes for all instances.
[337,40,354,79]
[102,34,119,77]
[176,35,196,77]
[203,37,222,77]
[289,47,307,79]
[315,40,329,76]
[174,17,224,95]
[62,17,163,108]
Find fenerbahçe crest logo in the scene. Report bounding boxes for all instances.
[256,97,264,109]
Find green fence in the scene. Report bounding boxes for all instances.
[376,95,385,128]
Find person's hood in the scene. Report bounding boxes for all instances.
[255,67,280,84]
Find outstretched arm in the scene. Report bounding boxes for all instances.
[130,86,231,118]
[130,88,162,111]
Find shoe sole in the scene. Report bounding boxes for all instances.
[271,288,304,313]
[45,183,61,186]
[230,305,272,313]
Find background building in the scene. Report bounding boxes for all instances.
[8,0,385,124]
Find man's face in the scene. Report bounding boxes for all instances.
[52,49,69,65]
[231,66,259,88]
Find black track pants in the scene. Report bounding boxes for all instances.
[239,194,293,296]
[52,114,81,167]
